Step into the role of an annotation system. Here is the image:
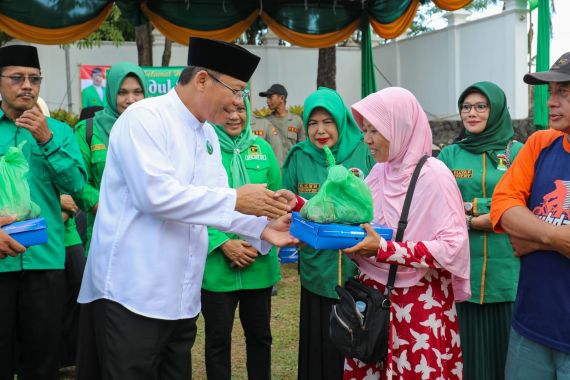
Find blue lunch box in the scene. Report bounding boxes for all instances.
[3,217,48,247]
[278,246,299,264]
[290,212,393,250]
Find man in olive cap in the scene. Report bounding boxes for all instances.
[0,44,86,379]
[491,52,570,379]
[76,38,296,379]
[258,83,305,166]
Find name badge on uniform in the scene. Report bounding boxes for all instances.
[206,140,213,155]
[298,183,320,194]
[451,169,473,179]
[91,144,106,152]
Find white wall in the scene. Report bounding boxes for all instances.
[374,6,529,119]
[30,5,527,120]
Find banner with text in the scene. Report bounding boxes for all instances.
[80,65,184,109]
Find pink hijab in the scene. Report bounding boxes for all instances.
[351,87,471,302]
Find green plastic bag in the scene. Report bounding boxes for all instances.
[0,142,41,221]
[300,146,373,224]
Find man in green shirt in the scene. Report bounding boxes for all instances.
[81,67,106,109]
[0,45,86,380]
[258,84,305,166]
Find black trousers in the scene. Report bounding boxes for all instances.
[201,287,273,380]
[0,269,65,380]
[76,299,198,380]
[60,243,86,368]
[297,286,344,380]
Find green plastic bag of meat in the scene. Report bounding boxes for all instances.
[0,142,41,221]
[300,146,373,224]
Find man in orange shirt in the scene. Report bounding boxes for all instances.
[491,53,570,379]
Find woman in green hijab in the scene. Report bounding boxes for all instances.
[201,96,281,380]
[438,81,524,380]
[73,62,147,251]
[282,87,374,380]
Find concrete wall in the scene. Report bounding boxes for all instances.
[29,4,527,120]
[374,6,529,120]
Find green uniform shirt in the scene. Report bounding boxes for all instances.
[81,85,106,109]
[438,142,523,304]
[265,111,305,166]
[0,109,86,272]
[283,142,374,299]
[72,119,106,251]
[202,137,282,292]
[63,217,82,247]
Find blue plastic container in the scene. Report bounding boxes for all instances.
[278,246,299,264]
[290,212,392,250]
[3,217,48,247]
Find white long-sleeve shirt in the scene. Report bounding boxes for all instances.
[78,89,270,320]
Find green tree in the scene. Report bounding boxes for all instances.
[75,4,134,49]
[409,0,500,37]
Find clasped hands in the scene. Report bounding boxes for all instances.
[235,185,299,248]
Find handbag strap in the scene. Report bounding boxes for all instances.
[386,154,429,293]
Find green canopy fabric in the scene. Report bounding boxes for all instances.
[0,1,440,37]
[361,14,378,98]
[534,0,550,130]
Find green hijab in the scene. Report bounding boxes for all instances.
[283,87,364,168]
[93,61,148,146]
[456,81,514,163]
[213,97,257,188]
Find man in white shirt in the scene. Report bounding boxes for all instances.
[76,38,295,380]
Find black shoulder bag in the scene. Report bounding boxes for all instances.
[329,155,429,363]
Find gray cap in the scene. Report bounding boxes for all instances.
[524,52,570,85]
[259,84,287,97]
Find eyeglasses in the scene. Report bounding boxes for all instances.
[0,75,43,86]
[460,102,489,113]
[208,72,249,99]
[547,86,570,99]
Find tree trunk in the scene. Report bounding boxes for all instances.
[135,22,153,66]
[317,46,336,89]
[162,37,172,66]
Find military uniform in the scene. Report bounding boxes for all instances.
[265,111,305,166]
[249,115,273,141]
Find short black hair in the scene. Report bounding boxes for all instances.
[178,66,221,85]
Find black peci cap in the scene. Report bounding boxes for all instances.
[0,45,40,70]
[187,37,260,82]
[259,84,287,97]
[524,52,570,85]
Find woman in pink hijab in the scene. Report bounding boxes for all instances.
[343,87,471,380]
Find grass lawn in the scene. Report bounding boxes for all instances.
[192,263,300,379]
[60,263,301,380]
